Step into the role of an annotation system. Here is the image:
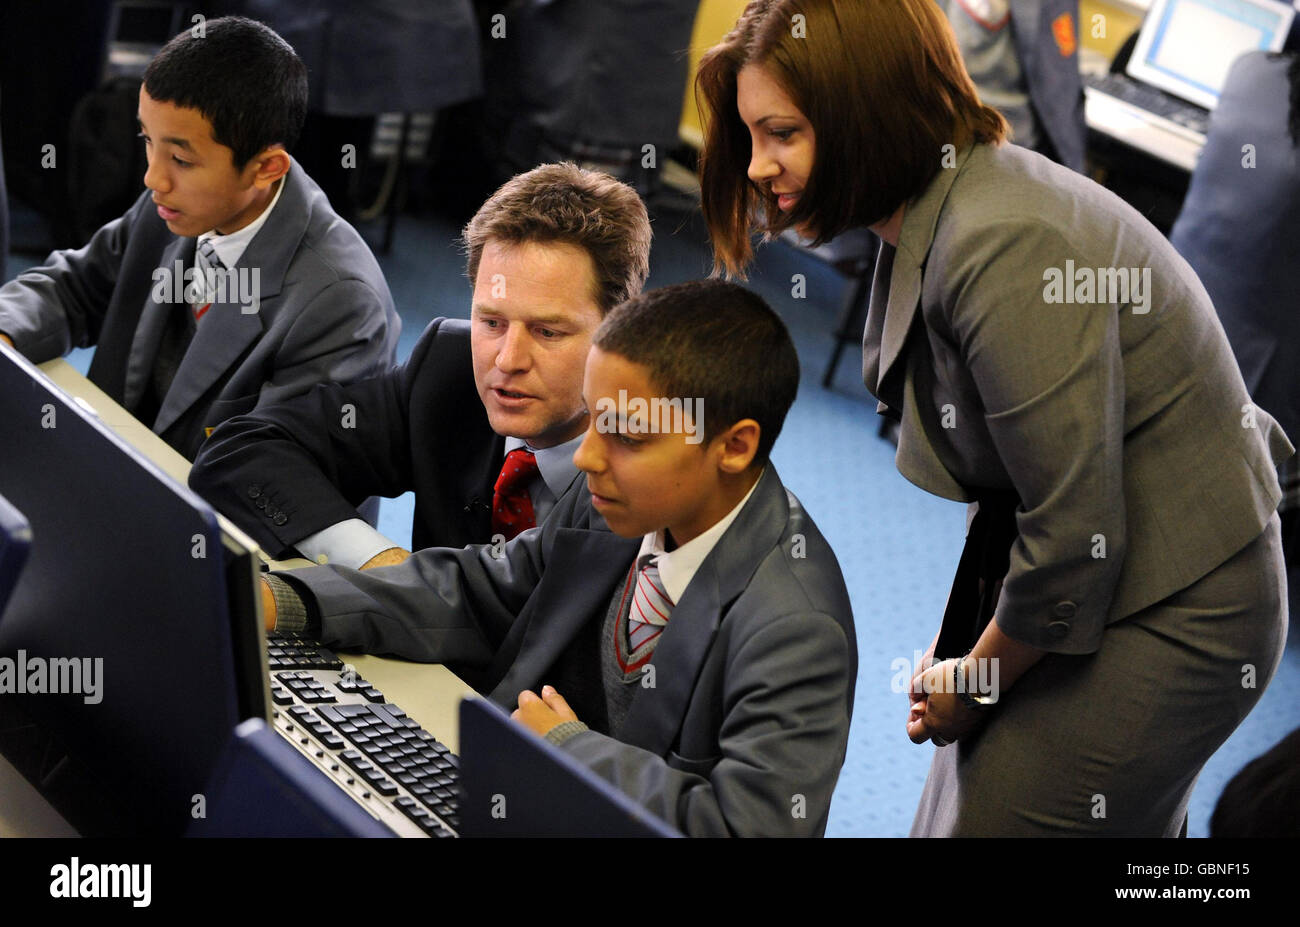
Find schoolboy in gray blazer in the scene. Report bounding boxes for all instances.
[0,18,398,458]
[264,281,858,836]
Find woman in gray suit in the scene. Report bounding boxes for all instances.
[695,0,1292,835]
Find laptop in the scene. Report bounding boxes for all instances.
[1083,0,1295,169]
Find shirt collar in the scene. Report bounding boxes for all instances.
[635,470,764,606]
[504,432,583,498]
[198,173,287,270]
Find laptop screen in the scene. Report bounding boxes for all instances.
[1128,0,1295,110]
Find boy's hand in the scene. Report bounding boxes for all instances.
[512,685,579,737]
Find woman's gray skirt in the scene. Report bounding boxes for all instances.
[911,513,1289,836]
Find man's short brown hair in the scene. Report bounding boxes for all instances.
[463,162,652,313]
[696,0,1008,276]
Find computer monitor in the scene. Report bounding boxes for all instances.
[188,718,394,838]
[0,343,268,835]
[0,491,33,618]
[1128,0,1295,110]
[457,697,682,837]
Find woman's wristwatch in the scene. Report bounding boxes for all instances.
[953,653,998,712]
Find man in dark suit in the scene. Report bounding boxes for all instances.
[258,281,857,836]
[189,163,652,566]
[0,18,399,459]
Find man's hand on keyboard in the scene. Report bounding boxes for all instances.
[361,546,411,570]
[513,685,579,737]
[261,576,277,631]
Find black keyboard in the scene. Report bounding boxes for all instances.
[1084,71,1210,136]
[266,634,345,670]
[266,633,460,837]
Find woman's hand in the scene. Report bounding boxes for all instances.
[906,658,987,746]
[907,632,939,708]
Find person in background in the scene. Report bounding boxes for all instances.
[936,0,1086,171]
[1210,726,1300,838]
[696,0,1290,835]
[1169,50,1300,618]
[238,0,483,223]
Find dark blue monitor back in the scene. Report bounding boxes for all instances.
[0,491,32,619]
[0,345,265,835]
[457,697,681,837]
[188,718,394,838]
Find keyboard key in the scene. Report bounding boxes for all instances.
[374,779,399,797]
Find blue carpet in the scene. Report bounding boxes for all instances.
[7,202,1296,838]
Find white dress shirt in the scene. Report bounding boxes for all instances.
[296,431,584,568]
[634,471,763,605]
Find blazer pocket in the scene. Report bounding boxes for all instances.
[667,749,721,778]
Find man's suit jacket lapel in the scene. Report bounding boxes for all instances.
[153,169,307,435]
[620,467,789,756]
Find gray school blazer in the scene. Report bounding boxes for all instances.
[863,142,1293,654]
[0,161,400,458]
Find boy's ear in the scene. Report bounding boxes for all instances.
[246,147,291,188]
[715,418,761,475]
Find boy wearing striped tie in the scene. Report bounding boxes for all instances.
[264,279,857,836]
[0,17,398,459]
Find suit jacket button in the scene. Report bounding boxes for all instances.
[247,485,262,499]
[273,513,288,526]
[1053,601,1077,618]
[255,496,268,510]
[1046,620,1070,639]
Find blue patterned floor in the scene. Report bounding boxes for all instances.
[10,200,1296,838]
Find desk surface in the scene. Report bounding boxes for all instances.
[9,359,476,835]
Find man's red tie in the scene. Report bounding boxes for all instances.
[491,448,539,541]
